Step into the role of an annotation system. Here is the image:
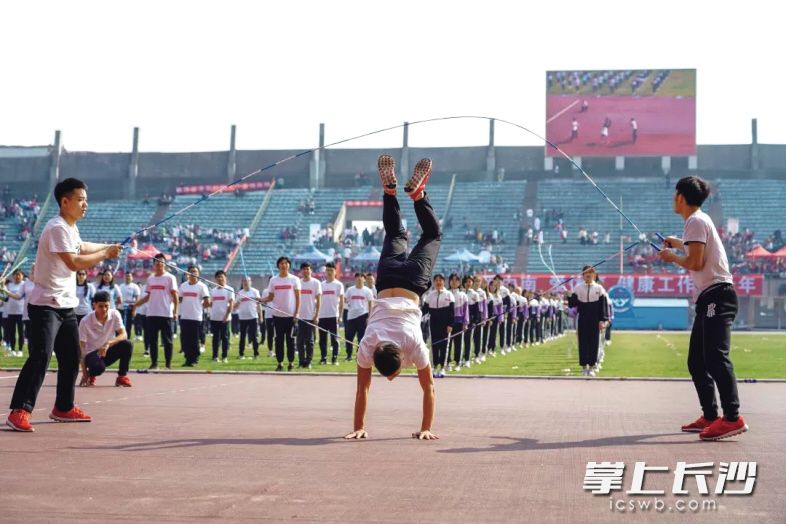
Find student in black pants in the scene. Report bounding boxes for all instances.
[262,257,301,371]
[423,274,453,377]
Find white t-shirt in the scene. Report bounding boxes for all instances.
[78,309,124,357]
[4,282,26,316]
[366,285,377,299]
[75,283,96,317]
[683,209,733,300]
[28,216,82,309]
[265,274,301,318]
[119,282,141,309]
[136,284,148,315]
[179,281,210,321]
[345,285,373,320]
[298,279,322,320]
[319,280,344,319]
[21,280,35,320]
[210,286,234,322]
[145,273,178,318]
[236,287,261,320]
[357,297,431,371]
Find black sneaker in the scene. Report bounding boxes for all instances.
[319,359,327,365]
[148,365,158,370]
[275,363,284,372]
[331,357,337,365]
[377,154,397,195]
[287,363,294,371]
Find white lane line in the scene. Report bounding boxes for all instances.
[546,99,579,124]
[0,375,20,380]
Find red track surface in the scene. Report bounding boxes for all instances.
[1,371,781,522]
[546,95,696,157]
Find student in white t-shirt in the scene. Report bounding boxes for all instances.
[178,265,210,366]
[345,154,439,441]
[208,270,234,362]
[262,256,301,371]
[75,270,96,323]
[235,276,262,359]
[78,290,134,388]
[344,273,373,361]
[296,262,321,368]
[119,272,141,337]
[658,176,747,441]
[364,273,377,299]
[135,253,178,369]
[3,269,27,356]
[6,178,122,432]
[318,262,344,365]
[96,269,122,310]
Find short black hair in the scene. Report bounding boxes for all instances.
[354,272,364,278]
[215,270,226,278]
[325,262,336,270]
[276,256,291,268]
[433,273,445,282]
[373,343,401,377]
[54,178,87,208]
[92,290,111,304]
[448,272,460,283]
[300,262,311,270]
[675,176,711,207]
[187,265,199,273]
[153,253,166,262]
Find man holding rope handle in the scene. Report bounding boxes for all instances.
[345,155,440,441]
[6,178,122,432]
[658,176,748,441]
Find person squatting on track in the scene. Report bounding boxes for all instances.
[422,274,453,378]
[296,262,321,369]
[567,266,608,377]
[135,253,178,370]
[345,155,439,441]
[262,256,301,372]
[6,177,122,432]
[658,176,748,441]
[344,273,373,361]
[318,262,344,365]
[78,291,134,388]
[236,276,263,360]
[178,265,210,366]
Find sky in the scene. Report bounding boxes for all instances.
[1,1,781,152]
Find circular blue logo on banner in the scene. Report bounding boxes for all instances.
[608,285,634,314]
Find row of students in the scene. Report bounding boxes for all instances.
[421,273,569,377]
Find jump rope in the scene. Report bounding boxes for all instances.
[6,116,670,353]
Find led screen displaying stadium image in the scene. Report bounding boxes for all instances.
[545,69,696,157]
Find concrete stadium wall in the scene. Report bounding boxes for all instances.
[1,142,784,201]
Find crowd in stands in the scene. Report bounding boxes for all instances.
[146,224,246,265]
[1,196,41,242]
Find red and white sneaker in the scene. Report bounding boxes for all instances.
[115,375,132,387]
[681,415,716,433]
[377,155,397,196]
[405,158,432,200]
[49,406,92,423]
[699,416,748,441]
[7,409,34,432]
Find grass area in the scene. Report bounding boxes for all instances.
[2,331,784,379]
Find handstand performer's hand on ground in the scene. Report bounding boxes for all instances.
[344,429,368,439]
[412,430,439,440]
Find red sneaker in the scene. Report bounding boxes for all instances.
[681,415,716,433]
[115,375,132,387]
[404,158,432,200]
[88,375,96,386]
[49,406,92,423]
[699,416,748,441]
[377,155,397,196]
[6,409,34,432]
